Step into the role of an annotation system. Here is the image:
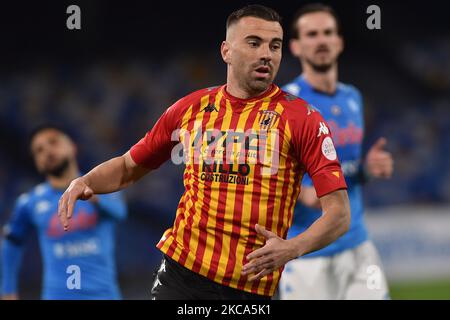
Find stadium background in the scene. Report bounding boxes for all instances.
[0,0,449,299]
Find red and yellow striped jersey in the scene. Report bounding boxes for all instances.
[130,84,347,296]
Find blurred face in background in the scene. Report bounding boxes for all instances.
[31,129,76,177]
[222,16,283,95]
[290,11,343,72]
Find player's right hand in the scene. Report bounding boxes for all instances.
[58,177,94,231]
[1,294,18,300]
[365,137,394,179]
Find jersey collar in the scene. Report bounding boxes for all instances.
[220,83,280,104]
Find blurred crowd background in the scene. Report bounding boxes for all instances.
[0,0,449,298]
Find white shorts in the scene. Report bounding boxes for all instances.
[279,240,389,300]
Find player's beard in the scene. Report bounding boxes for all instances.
[242,65,274,96]
[305,57,334,73]
[247,77,271,94]
[304,44,338,73]
[43,157,70,178]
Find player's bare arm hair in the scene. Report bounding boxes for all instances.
[291,189,350,256]
[81,151,149,194]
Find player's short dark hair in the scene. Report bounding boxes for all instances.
[226,4,282,30]
[290,3,342,39]
[28,124,74,147]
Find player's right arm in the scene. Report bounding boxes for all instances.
[58,91,195,231]
[58,152,148,230]
[1,194,34,300]
[242,101,350,281]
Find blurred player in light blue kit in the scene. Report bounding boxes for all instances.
[1,125,127,299]
[279,3,394,299]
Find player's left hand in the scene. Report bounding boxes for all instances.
[241,224,298,281]
[365,137,394,179]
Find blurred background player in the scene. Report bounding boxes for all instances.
[279,3,394,299]
[1,125,127,300]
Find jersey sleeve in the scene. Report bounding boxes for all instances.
[3,194,33,244]
[129,97,187,170]
[290,105,347,197]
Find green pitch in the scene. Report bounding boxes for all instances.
[389,279,450,300]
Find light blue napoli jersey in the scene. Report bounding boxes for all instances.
[1,182,127,299]
[284,75,367,257]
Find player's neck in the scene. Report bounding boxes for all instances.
[47,164,80,190]
[226,84,270,100]
[302,64,338,95]
[226,73,271,100]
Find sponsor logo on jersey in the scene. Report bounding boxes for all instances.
[322,137,337,161]
[47,210,98,238]
[317,122,330,137]
[53,238,100,258]
[200,161,250,185]
[202,103,218,113]
[327,120,363,147]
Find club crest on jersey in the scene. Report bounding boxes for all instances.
[258,110,279,131]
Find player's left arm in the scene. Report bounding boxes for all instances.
[242,189,349,281]
[1,195,34,299]
[242,106,350,281]
[297,174,321,208]
[58,95,186,230]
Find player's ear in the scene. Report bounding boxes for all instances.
[289,38,301,58]
[221,41,231,64]
[337,35,344,55]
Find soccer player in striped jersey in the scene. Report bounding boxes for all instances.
[1,125,127,299]
[57,5,350,300]
[278,3,393,299]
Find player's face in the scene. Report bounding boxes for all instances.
[222,17,283,94]
[31,129,76,177]
[290,12,343,72]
